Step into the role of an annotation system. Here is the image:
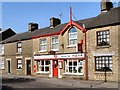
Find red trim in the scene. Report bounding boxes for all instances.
[60,21,86,35]
[32,21,86,39]
[84,31,87,80]
[32,32,60,39]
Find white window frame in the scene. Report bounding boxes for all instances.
[0,45,4,55]
[17,42,22,53]
[39,39,47,52]
[68,27,77,47]
[95,56,112,71]
[64,60,83,75]
[37,60,49,73]
[0,57,4,69]
[17,59,22,69]
[51,36,59,51]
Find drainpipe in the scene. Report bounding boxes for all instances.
[83,30,88,80]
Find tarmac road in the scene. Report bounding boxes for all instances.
[1,74,119,90]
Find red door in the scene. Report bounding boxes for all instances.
[53,60,58,77]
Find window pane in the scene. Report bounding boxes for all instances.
[95,56,112,71]
[73,67,77,73]
[45,67,49,71]
[69,67,72,73]
[18,64,22,69]
[51,37,58,49]
[46,61,49,65]
[65,60,83,74]
[73,61,77,66]
[69,27,77,33]
[17,43,22,47]
[97,30,109,46]
[69,27,77,46]
[41,67,44,71]
[41,61,44,65]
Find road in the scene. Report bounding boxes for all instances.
[1,75,119,90]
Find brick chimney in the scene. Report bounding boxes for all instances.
[50,17,61,28]
[101,0,113,12]
[28,23,38,32]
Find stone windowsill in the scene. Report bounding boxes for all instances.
[96,45,111,49]
[95,71,113,74]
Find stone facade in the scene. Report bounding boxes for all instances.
[1,1,120,82]
[87,25,119,81]
[2,40,33,75]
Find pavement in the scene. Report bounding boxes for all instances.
[1,74,119,89]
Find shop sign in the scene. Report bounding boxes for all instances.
[34,53,84,60]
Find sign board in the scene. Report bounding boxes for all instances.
[34,53,84,60]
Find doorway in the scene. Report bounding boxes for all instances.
[53,60,58,77]
[7,61,10,73]
[26,60,31,75]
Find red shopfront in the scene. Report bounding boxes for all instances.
[34,52,85,78]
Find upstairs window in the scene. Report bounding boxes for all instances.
[97,30,110,46]
[69,27,77,46]
[40,39,47,51]
[51,36,59,50]
[17,42,22,53]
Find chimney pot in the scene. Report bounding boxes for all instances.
[28,23,38,32]
[50,17,61,28]
[101,0,113,12]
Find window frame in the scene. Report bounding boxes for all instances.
[68,27,77,47]
[37,60,50,73]
[39,38,47,52]
[17,42,22,53]
[97,30,110,46]
[64,60,83,75]
[0,45,4,55]
[95,56,112,72]
[17,59,22,69]
[51,36,59,51]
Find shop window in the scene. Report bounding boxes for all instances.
[64,60,83,74]
[39,39,47,51]
[17,59,22,69]
[38,60,50,73]
[95,56,112,71]
[68,27,77,46]
[17,42,22,53]
[51,36,59,51]
[97,30,110,46]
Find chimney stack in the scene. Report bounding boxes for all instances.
[101,0,113,12]
[50,17,61,28]
[28,23,38,32]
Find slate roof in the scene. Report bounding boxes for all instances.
[86,7,120,29]
[0,28,16,42]
[2,6,120,44]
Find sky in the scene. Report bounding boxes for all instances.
[1,1,119,33]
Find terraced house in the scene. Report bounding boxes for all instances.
[1,0,120,81]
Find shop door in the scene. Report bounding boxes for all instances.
[7,61,10,73]
[53,60,58,77]
[27,60,31,75]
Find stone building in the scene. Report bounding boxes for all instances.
[0,28,16,72]
[1,0,120,81]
